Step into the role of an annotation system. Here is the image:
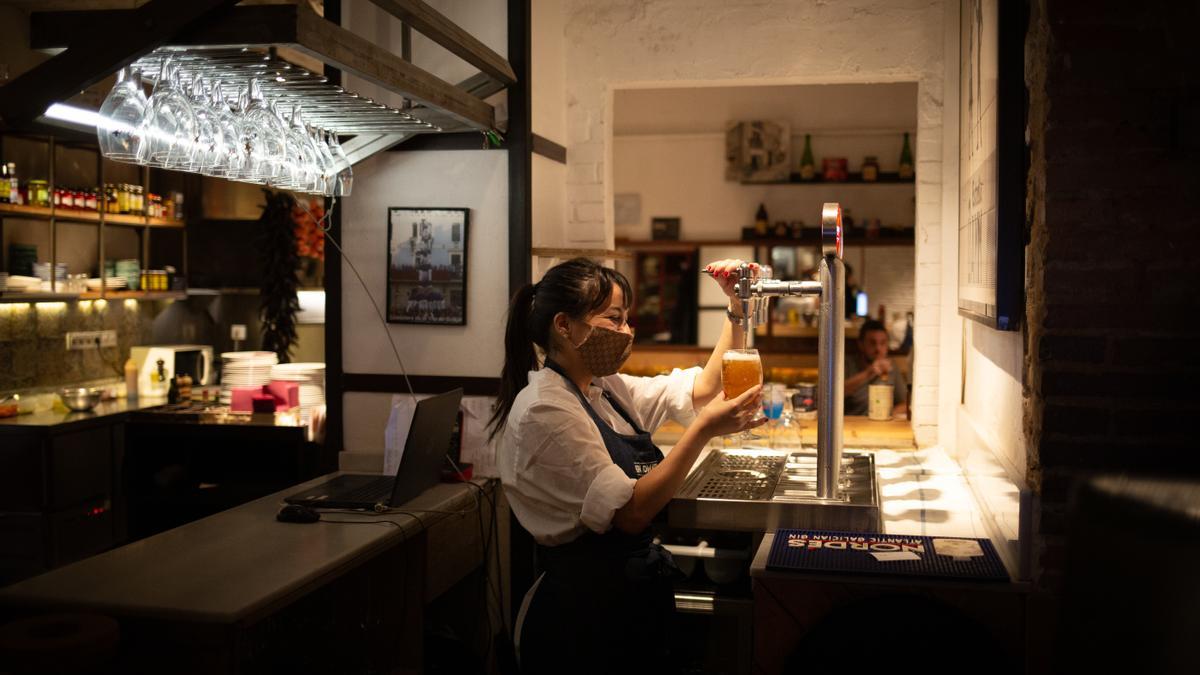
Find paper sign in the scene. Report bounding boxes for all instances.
[870,551,921,562]
[933,539,985,558]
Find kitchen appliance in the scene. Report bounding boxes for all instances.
[131,345,214,398]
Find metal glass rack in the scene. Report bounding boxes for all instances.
[130,48,442,135]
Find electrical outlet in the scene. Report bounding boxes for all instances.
[231,324,247,340]
[65,330,117,350]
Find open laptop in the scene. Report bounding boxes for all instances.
[285,388,463,509]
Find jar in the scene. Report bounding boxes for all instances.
[117,184,129,214]
[821,158,848,182]
[86,189,98,211]
[133,185,144,215]
[861,156,879,182]
[28,180,49,207]
[52,188,63,208]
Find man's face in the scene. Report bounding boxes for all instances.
[859,330,889,362]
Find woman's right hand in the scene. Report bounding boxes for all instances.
[697,385,767,437]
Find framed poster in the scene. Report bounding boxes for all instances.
[386,207,469,325]
[958,0,1024,330]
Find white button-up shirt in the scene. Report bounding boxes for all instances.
[497,366,700,546]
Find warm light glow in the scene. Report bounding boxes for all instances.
[35,302,67,313]
[78,300,93,313]
[94,299,108,311]
[0,302,31,314]
[123,299,139,310]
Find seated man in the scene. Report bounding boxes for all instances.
[844,319,908,418]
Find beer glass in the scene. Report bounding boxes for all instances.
[722,349,764,442]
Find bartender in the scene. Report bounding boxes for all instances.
[490,257,765,674]
[845,318,908,417]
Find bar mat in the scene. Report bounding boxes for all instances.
[767,529,1009,582]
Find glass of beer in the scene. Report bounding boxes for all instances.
[722,348,765,441]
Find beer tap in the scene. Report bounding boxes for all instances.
[733,203,846,500]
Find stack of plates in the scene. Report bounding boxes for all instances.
[271,362,326,422]
[84,277,128,291]
[32,261,68,283]
[3,275,42,292]
[220,351,279,405]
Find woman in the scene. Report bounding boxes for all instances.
[489,257,765,674]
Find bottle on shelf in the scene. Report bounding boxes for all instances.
[167,373,180,405]
[754,203,769,237]
[899,132,914,179]
[799,134,816,181]
[0,162,8,204]
[8,162,19,204]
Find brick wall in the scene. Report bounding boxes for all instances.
[1026,0,1200,588]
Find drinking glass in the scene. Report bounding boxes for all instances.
[240,79,286,183]
[326,132,353,196]
[207,80,242,179]
[97,66,147,162]
[722,348,765,443]
[140,58,197,169]
[187,76,224,175]
[311,126,338,196]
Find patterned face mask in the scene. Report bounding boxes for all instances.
[573,324,634,377]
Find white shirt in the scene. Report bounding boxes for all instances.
[497,366,700,546]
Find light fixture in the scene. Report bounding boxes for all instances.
[41,102,104,131]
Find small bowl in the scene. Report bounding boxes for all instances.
[60,387,102,412]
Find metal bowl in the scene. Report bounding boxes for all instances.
[60,387,102,412]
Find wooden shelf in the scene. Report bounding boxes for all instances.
[747,171,915,185]
[0,292,78,303]
[0,203,185,228]
[616,230,915,251]
[78,290,187,301]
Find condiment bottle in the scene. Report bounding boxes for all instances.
[754,203,769,237]
[167,374,180,404]
[178,373,192,402]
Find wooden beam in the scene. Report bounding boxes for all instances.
[531,134,566,164]
[365,0,516,86]
[29,3,497,132]
[1,0,241,128]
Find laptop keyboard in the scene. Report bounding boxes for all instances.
[320,475,394,504]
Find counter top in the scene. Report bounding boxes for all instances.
[0,396,167,429]
[0,473,489,624]
[654,415,915,449]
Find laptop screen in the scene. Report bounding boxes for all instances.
[387,388,464,506]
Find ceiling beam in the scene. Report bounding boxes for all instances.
[364,0,516,86]
[1,0,241,128]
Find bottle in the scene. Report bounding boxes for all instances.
[754,203,769,237]
[799,134,816,181]
[167,373,180,404]
[124,358,139,399]
[8,162,18,204]
[0,163,8,204]
[178,373,192,402]
[154,358,167,397]
[898,132,914,179]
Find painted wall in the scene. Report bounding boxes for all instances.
[563,0,947,445]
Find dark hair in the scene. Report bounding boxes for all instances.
[487,258,632,441]
[859,319,887,340]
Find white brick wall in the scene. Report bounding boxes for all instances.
[562,0,947,446]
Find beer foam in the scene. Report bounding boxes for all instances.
[723,352,760,361]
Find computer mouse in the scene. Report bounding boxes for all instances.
[276,504,320,524]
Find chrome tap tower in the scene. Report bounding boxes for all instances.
[734,203,846,500]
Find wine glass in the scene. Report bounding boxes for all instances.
[97,66,147,162]
[187,76,224,175]
[326,131,353,196]
[240,79,285,183]
[140,58,198,169]
[310,126,338,196]
[207,80,242,179]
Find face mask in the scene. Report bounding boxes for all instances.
[572,324,634,377]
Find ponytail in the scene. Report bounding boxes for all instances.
[488,283,539,441]
[487,258,631,441]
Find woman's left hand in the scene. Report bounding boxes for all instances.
[703,259,755,300]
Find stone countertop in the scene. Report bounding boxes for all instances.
[0,473,490,624]
[0,396,167,430]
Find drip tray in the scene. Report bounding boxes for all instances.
[669,449,881,533]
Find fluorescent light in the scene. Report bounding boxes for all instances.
[296,290,325,324]
[43,102,105,129]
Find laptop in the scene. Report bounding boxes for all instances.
[285,388,463,509]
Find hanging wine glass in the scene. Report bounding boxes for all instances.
[240,79,286,183]
[141,58,198,169]
[207,80,242,179]
[326,131,353,197]
[187,76,224,175]
[311,126,338,197]
[97,66,148,162]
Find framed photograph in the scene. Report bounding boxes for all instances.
[651,216,681,241]
[957,0,1024,330]
[725,120,791,183]
[386,207,469,325]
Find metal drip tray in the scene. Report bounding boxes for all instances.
[669,449,881,533]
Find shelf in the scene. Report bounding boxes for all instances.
[0,203,185,228]
[0,292,79,303]
[79,290,187,300]
[747,172,915,185]
[617,230,915,251]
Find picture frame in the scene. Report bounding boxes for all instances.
[725,120,791,183]
[957,0,1024,330]
[386,207,469,325]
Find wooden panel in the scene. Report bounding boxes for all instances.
[49,426,113,509]
[366,0,516,85]
[0,432,47,511]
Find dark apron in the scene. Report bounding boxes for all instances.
[518,360,679,675]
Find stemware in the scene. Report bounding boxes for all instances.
[326,132,353,196]
[207,80,243,179]
[187,76,224,175]
[141,59,198,169]
[97,66,148,162]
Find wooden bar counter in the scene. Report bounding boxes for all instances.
[0,473,494,674]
